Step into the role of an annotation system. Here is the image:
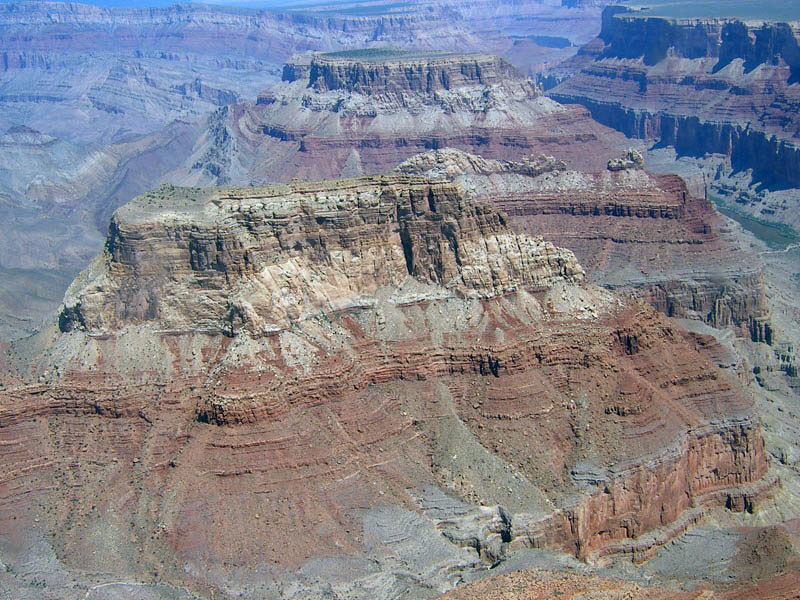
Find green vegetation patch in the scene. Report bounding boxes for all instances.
[619,0,800,22]
[281,1,418,16]
[321,48,460,62]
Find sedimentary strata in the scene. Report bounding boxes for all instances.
[397,148,772,341]
[549,7,800,226]
[182,51,630,186]
[0,175,773,597]
[58,175,584,334]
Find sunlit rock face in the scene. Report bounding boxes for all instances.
[0,175,771,598]
[182,50,631,187]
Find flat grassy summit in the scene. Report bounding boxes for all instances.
[320,47,464,62]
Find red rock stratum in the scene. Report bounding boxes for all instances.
[0,175,773,597]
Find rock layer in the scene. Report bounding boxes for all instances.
[548,8,800,224]
[0,176,773,597]
[180,51,631,187]
[0,0,613,343]
[396,148,771,339]
[298,52,522,94]
[58,176,584,335]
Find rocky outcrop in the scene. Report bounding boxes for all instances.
[58,176,583,335]
[517,422,772,563]
[549,8,800,192]
[302,52,521,94]
[396,149,567,179]
[0,176,769,596]
[4,296,771,591]
[606,148,643,171]
[0,0,622,345]
[179,51,631,188]
[397,148,771,336]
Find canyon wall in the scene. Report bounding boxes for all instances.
[0,0,604,145]
[549,8,800,190]
[302,53,522,94]
[0,0,611,343]
[397,149,772,342]
[58,176,583,334]
[0,176,772,597]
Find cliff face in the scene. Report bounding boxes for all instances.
[302,54,522,94]
[397,149,771,339]
[549,9,800,193]
[0,0,607,146]
[597,9,800,69]
[58,176,584,335]
[0,0,611,343]
[0,176,772,597]
[182,51,631,187]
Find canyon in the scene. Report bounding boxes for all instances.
[0,0,614,342]
[0,41,632,342]
[544,15,800,569]
[0,120,203,339]
[548,6,800,229]
[0,0,610,152]
[1,1,800,598]
[395,150,800,500]
[0,175,776,598]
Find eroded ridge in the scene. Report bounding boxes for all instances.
[0,175,773,596]
[397,148,773,342]
[58,175,583,335]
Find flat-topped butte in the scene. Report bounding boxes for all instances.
[319,48,465,62]
[280,51,522,92]
[117,175,443,223]
[66,175,584,334]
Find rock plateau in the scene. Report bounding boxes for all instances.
[549,6,800,228]
[181,51,632,186]
[0,0,616,341]
[0,175,773,598]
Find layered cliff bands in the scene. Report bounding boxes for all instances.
[4,300,771,562]
[0,176,773,598]
[0,1,467,55]
[0,5,790,596]
[397,149,772,342]
[295,52,522,94]
[0,0,607,146]
[58,176,583,335]
[549,8,800,189]
[597,8,800,68]
[0,0,595,344]
[265,52,542,115]
[183,52,630,186]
